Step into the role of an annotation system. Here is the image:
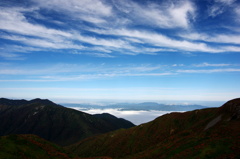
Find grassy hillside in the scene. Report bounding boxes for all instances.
[67,98,240,159]
[0,134,115,159]
[0,134,74,159]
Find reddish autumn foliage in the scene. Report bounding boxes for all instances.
[67,98,240,159]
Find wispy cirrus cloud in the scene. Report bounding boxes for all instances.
[193,62,231,67]
[0,7,71,39]
[32,0,112,24]
[179,32,240,45]
[112,0,195,29]
[0,73,175,82]
[37,72,175,82]
[0,62,175,82]
[91,28,221,53]
[1,62,240,82]
[0,0,239,61]
[2,35,84,50]
[0,5,162,57]
[0,7,84,51]
[0,52,24,60]
[208,0,236,17]
[0,63,164,75]
[178,68,240,73]
[72,33,129,49]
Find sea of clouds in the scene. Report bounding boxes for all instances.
[70,107,178,125]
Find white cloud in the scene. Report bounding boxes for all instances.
[93,28,221,53]
[0,52,23,60]
[0,7,135,55]
[193,62,231,67]
[0,7,85,50]
[73,33,129,48]
[172,64,185,67]
[0,0,238,58]
[0,45,42,53]
[112,0,195,29]
[222,46,240,52]
[212,34,240,44]
[179,32,240,45]
[2,35,83,50]
[208,5,225,17]
[32,0,112,24]
[74,52,115,58]
[235,7,240,23]
[0,7,128,52]
[168,1,195,28]
[208,0,237,17]
[215,0,236,5]
[0,63,175,82]
[178,68,240,73]
[36,72,174,81]
[0,63,173,81]
[90,26,234,54]
[0,63,82,75]
[0,8,72,39]
[71,107,174,125]
[2,62,240,81]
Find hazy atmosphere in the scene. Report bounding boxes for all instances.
[0,0,240,103]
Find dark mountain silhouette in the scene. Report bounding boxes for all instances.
[0,98,135,146]
[67,98,240,159]
[94,113,135,129]
[0,98,28,106]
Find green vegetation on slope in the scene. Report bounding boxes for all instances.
[1,98,239,159]
[0,134,74,159]
[67,98,240,159]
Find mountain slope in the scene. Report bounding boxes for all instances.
[68,98,240,159]
[94,113,135,129]
[0,134,74,159]
[0,98,135,146]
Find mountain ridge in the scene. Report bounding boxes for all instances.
[67,98,240,159]
[0,98,135,146]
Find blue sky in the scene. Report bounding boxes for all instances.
[0,0,240,103]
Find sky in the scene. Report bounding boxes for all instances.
[0,0,240,103]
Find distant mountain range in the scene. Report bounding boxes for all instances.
[0,98,134,146]
[63,102,208,111]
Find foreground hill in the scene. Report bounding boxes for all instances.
[0,134,74,159]
[0,98,134,146]
[0,134,111,159]
[68,98,240,159]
